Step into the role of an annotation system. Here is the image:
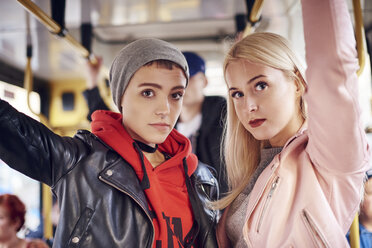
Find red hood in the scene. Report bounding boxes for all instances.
[90,110,197,177]
[90,110,198,247]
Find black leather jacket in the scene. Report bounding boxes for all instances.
[0,100,219,248]
[83,89,228,194]
[193,96,227,194]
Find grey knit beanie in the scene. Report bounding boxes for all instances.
[109,38,189,112]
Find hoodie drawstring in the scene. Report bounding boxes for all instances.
[182,158,200,247]
[133,142,150,190]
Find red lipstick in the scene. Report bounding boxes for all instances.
[249,119,265,128]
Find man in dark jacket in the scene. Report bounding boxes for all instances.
[84,52,228,194]
[176,52,227,194]
[0,38,218,248]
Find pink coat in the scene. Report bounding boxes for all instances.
[217,0,370,247]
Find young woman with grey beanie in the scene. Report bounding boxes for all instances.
[0,38,219,247]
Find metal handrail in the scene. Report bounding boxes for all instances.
[249,0,265,23]
[24,60,53,240]
[350,213,360,248]
[242,0,265,37]
[17,0,96,64]
[349,0,368,246]
[23,12,51,128]
[24,11,53,240]
[353,0,366,76]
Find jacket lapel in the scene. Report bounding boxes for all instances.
[98,159,151,215]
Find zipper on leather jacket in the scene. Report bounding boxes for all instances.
[302,210,329,248]
[256,176,280,233]
[99,176,155,247]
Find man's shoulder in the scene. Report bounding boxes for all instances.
[201,96,226,124]
[202,96,226,113]
[204,95,226,106]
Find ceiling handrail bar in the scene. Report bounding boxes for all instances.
[249,0,265,24]
[17,0,96,64]
[242,0,265,37]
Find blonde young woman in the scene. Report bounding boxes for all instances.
[215,0,370,247]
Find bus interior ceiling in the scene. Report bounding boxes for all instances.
[0,0,371,134]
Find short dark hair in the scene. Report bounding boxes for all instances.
[145,59,183,71]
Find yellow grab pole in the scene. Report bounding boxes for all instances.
[16,0,96,64]
[242,23,254,38]
[349,212,360,248]
[24,11,53,239]
[24,57,51,128]
[242,0,265,37]
[23,11,51,127]
[352,0,366,76]
[64,33,90,58]
[249,0,264,23]
[24,44,53,242]
[349,0,367,247]
[17,0,60,33]
[42,184,53,239]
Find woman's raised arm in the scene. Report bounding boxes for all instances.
[302,0,369,173]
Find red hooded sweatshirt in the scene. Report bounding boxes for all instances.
[91,110,198,248]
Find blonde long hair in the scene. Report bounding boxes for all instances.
[214,32,307,209]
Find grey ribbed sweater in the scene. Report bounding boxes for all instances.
[226,147,282,248]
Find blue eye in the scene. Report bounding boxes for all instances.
[142,90,154,97]
[231,91,244,99]
[255,82,268,91]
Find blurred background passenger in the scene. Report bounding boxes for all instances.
[177,52,227,194]
[83,52,228,194]
[0,194,49,248]
[82,57,109,120]
[347,170,372,247]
